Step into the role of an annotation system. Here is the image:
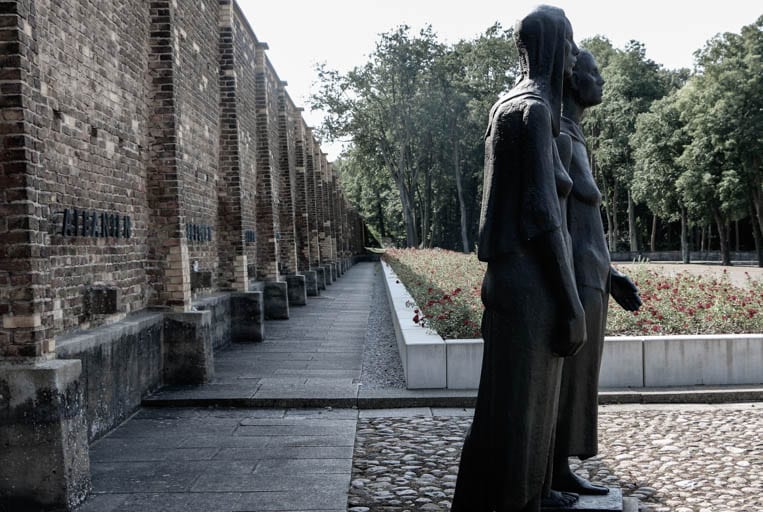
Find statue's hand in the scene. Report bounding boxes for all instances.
[553,309,586,357]
[611,271,642,311]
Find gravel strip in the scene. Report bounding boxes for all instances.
[360,262,407,389]
[348,403,763,511]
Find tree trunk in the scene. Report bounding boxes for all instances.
[377,199,386,239]
[735,220,740,252]
[611,182,620,252]
[396,178,418,247]
[680,207,690,264]
[751,205,763,268]
[650,214,658,252]
[452,143,469,253]
[713,211,731,266]
[699,225,705,253]
[627,189,638,253]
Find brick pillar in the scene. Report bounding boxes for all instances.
[253,42,280,281]
[276,82,298,275]
[0,2,90,509]
[306,130,322,269]
[216,1,248,292]
[147,0,191,311]
[319,154,334,265]
[293,117,312,271]
[0,0,53,360]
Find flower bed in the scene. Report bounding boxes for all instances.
[383,248,763,339]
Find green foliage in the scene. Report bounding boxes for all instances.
[312,24,518,251]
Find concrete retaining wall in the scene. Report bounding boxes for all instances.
[382,260,763,390]
[57,312,164,441]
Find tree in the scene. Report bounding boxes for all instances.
[631,91,691,261]
[583,39,667,252]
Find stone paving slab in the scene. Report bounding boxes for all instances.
[77,407,359,512]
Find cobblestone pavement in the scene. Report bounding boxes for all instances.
[348,403,763,512]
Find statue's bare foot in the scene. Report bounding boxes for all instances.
[541,490,579,508]
[553,466,610,495]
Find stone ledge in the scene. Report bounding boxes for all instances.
[381,260,763,390]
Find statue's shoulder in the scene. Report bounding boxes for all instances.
[491,95,549,132]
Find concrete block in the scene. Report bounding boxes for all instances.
[643,334,763,387]
[323,264,335,284]
[84,285,121,315]
[314,267,326,290]
[446,339,483,389]
[263,280,289,320]
[56,312,164,440]
[303,270,319,297]
[600,337,644,388]
[163,310,214,384]
[230,291,264,342]
[285,274,307,306]
[0,360,91,510]
[190,270,212,291]
[403,328,447,389]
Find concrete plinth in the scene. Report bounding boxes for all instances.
[263,280,290,320]
[333,262,341,279]
[303,270,319,297]
[230,291,264,342]
[163,310,214,384]
[314,267,326,290]
[285,274,307,306]
[322,264,335,284]
[541,488,624,511]
[0,359,91,511]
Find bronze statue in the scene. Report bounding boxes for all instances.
[552,50,642,496]
[452,6,584,511]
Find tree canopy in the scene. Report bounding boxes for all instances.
[313,16,763,266]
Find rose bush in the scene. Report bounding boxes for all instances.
[383,248,763,339]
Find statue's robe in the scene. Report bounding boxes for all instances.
[554,116,611,459]
[452,92,573,511]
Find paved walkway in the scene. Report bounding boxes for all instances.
[75,262,762,512]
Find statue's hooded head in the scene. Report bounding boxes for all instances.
[514,5,576,134]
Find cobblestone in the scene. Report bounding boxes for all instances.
[348,403,763,512]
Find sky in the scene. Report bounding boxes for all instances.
[236,0,761,159]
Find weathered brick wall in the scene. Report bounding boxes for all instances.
[173,0,221,295]
[0,0,52,358]
[276,86,298,274]
[253,47,281,281]
[34,0,152,338]
[293,119,313,270]
[305,130,322,268]
[217,1,258,290]
[0,0,367,360]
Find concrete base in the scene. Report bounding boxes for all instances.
[542,488,623,511]
[230,291,264,342]
[263,280,290,320]
[323,264,335,284]
[285,274,307,306]
[314,267,326,290]
[56,312,164,441]
[303,270,319,297]
[0,359,91,511]
[163,310,214,384]
[333,262,341,279]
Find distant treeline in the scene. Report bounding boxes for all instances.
[312,16,763,266]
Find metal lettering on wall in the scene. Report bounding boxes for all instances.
[60,208,132,239]
[186,223,213,242]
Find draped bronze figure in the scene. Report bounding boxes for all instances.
[451,6,583,512]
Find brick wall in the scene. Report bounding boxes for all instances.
[293,119,313,270]
[0,0,366,359]
[276,85,297,274]
[253,46,281,281]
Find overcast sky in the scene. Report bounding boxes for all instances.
[235,1,761,159]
